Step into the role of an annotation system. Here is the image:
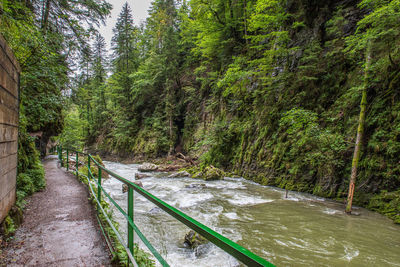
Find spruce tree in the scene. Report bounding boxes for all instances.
[112,2,138,73]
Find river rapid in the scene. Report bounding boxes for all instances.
[102,161,400,267]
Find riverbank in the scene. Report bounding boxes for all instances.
[95,150,195,172]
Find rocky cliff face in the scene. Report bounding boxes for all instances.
[180,0,400,216]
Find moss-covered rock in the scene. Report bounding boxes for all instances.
[183,165,225,181]
[184,230,209,249]
[202,166,225,181]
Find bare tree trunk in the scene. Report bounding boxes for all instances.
[346,45,371,214]
[169,115,173,156]
[42,0,51,32]
[243,0,248,45]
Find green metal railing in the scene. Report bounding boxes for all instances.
[57,146,274,267]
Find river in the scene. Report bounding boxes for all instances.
[101,161,400,267]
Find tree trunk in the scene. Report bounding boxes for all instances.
[346,45,371,214]
[169,114,173,156]
[244,0,248,45]
[42,0,51,32]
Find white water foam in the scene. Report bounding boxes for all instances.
[342,245,359,261]
[322,208,342,215]
[171,192,214,208]
[206,180,247,190]
[227,194,273,206]
[283,192,325,202]
[224,212,239,220]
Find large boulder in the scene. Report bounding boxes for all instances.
[168,171,191,178]
[184,230,209,249]
[138,162,158,172]
[199,166,225,181]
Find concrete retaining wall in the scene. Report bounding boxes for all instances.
[0,34,20,222]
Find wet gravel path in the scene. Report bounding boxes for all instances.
[2,156,111,266]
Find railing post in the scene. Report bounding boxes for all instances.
[66,149,69,171]
[97,166,102,212]
[128,186,134,263]
[76,152,79,177]
[60,146,63,167]
[87,155,91,179]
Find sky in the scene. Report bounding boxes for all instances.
[98,0,153,50]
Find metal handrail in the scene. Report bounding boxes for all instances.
[57,146,275,267]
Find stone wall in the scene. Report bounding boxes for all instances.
[0,34,20,222]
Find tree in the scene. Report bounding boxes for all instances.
[0,0,110,207]
[345,0,400,213]
[346,45,371,213]
[90,33,109,140]
[111,2,138,73]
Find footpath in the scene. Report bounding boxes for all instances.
[1,156,111,266]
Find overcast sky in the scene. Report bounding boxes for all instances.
[98,0,153,50]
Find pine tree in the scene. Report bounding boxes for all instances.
[111,2,138,73]
[106,3,142,149]
[91,33,108,138]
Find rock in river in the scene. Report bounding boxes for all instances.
[184,230,209,249]
[185,183,206,189]
[135,173,151,179]
[148,207,163,214]
[168,171,191,178]
[193,166,225,181]
[138,162,158,172]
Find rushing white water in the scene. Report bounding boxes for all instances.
[102,161,400,267]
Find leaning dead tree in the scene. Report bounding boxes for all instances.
[346,44,371,214]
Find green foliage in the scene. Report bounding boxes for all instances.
[59,104,87,151]
[279,108,319,135]
[201,119,241,168]
[1,216,16,236]
[368,190,400,224]
[16,105,46,208]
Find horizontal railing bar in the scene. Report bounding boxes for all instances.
[83,170,169,266]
